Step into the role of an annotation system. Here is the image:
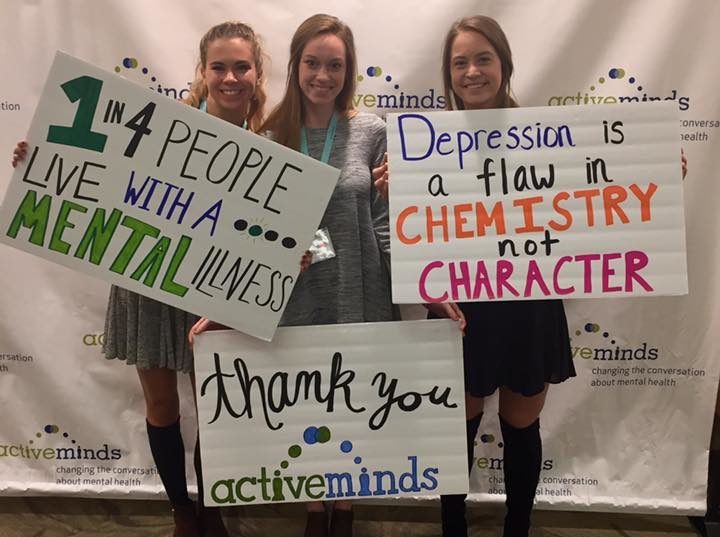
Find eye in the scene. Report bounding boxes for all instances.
[453,59,467,69]
[331,61,344,71]
[304,58,317,68]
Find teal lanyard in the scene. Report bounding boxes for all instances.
[300,112,338,164]
[199,99,247,129]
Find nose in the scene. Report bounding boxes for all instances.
[466,63,482,77]
[316,66,331,80]
[224,70,239,83]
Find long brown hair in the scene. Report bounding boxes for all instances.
[442,16,518,110]
[184,21,268,132]
[261,14,358,150]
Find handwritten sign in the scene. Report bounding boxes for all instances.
[193,320,468,505]
[387,103,687,303]
[0,52,339,340]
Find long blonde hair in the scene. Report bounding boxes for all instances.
[184,21,268,132]
[261,14,358,149]
[442,16,518,110]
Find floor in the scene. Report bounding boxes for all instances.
[0,497,706,537]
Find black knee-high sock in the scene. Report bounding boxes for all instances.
[441,413,483,537]
[500,416,541,537]
[146,419,192,507]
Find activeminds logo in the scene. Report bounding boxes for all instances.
[83,332,105,346]
[547,67,690,111]
[472,430,553,474]
[114,57,191,100]
[0,423,122,461]
[210,423,439,504]
[571,322,658,361]
[353,65,445,113]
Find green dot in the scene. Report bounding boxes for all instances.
[316,426,331,443]
[357,75,364,82]
[593,324,600,333]
[249,225,263,237]
[281,460,289,469]
[575,330,581,336]
[598,77,605,84]
[590,86,595,91]
[288,445,302,458]
[36,433,41,438]
[374,66,383,76]
[115,66,121,73]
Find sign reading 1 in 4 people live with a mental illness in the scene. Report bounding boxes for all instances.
[387,103,687,304]
[0,52,339,341]
[193,319,468,506]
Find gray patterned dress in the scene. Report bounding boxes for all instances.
[280,112,395,326]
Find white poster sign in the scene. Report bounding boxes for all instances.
[387,103,686,304]
[0,52,339,341]
[193,320,467,505]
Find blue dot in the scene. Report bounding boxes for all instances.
[366,66,376,77]
[603,332,609,337]
[354,456,362,464]
[303,426,318,445]
[340,440,353,453]
[142,67,148,74]
[629,77,635,84]
[637,86,643,91]
[385,75,392,82]
[151,76,157,82]
[394,84,400,90]
[44,425,53,433]
[584,323,594,332]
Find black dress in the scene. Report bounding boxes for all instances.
[431,299,574,397]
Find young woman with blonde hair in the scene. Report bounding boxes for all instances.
[13,20,268,537]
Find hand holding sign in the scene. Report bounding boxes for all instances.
[0,52,340,341]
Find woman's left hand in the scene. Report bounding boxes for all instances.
[681,148,688,180]
[300,250,312,272]
[188,317,228,346]
[424,302,467,334]
[372,152,389,200]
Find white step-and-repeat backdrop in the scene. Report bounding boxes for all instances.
[1,0,718,514]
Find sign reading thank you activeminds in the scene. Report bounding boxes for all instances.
[193,320,468,505]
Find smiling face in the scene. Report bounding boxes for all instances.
[201,37,257,118]
[449,30,502,110]
[298,33,347,109]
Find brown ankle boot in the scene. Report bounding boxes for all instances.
[304,510,329,537]
[172,503,201,537]
[199,505,231,537]
[329,509,353,537]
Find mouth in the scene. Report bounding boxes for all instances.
[463,82,488,89]
[219,89,245,96]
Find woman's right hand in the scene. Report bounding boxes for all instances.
[11,140,28,168]
[372,152,389,200]
[424,302,466,334]
[188,317,229,346]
